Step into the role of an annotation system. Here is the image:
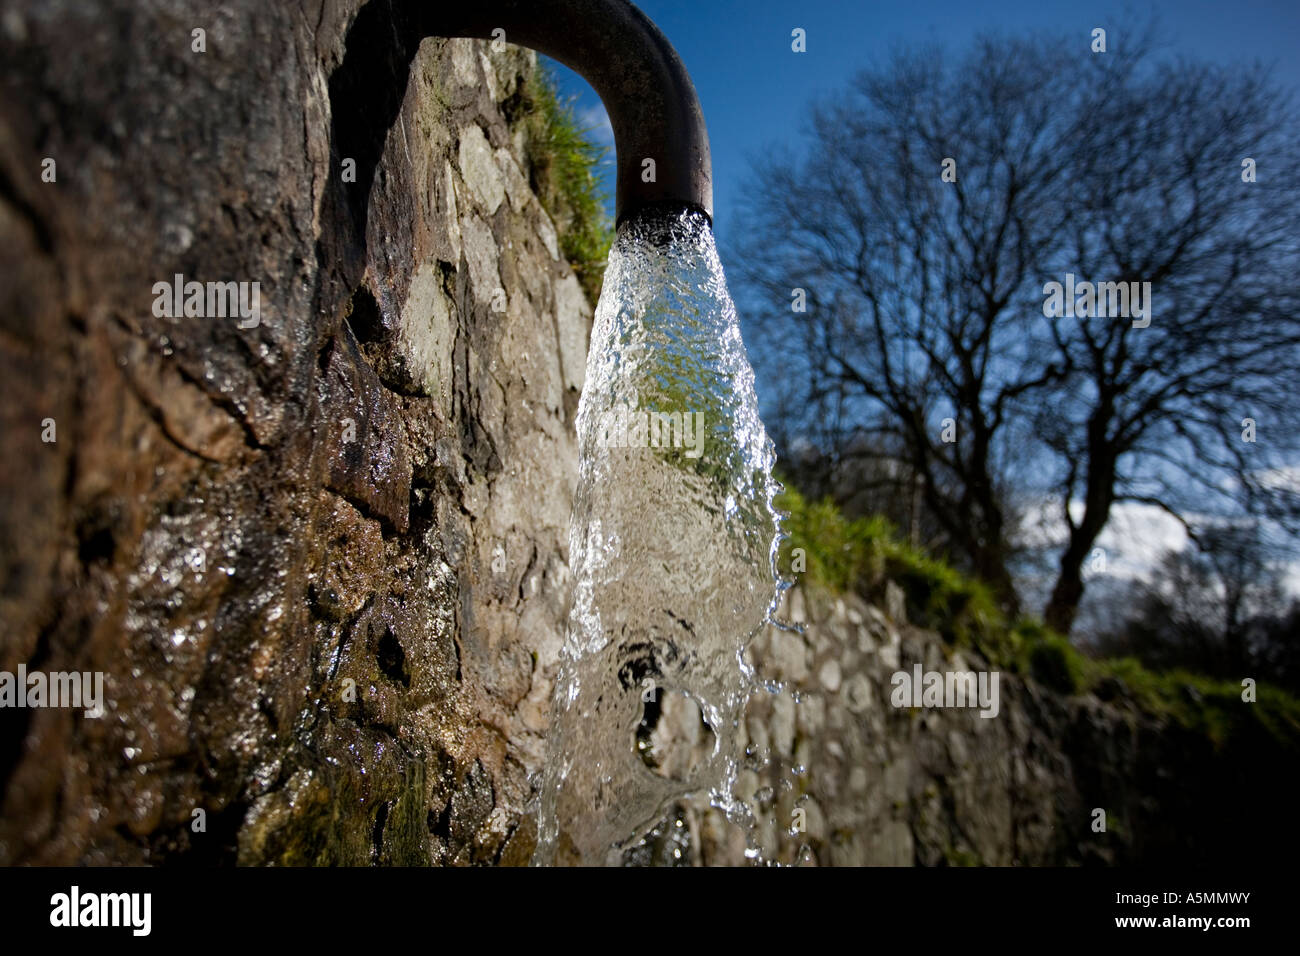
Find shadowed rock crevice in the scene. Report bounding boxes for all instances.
[346,285,385,345]
[323,0,424,264]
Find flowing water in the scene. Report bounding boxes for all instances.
[534,208,784,865]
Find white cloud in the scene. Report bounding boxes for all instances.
[1256,465,1300,493]
[578,103,614,147]
[1019,498,1189,583]
[1017,495,1299,628]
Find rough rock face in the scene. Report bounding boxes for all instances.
[1,0,585,865]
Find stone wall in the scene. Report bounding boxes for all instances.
[0,0,585,865]
[681,585,1294,866]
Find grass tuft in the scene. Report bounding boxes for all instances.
[521,63,613,305]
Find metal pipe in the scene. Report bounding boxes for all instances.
[418,0,713,226]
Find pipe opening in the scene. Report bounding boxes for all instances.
[616,203,713,247]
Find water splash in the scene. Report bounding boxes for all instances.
[534,208,783,865]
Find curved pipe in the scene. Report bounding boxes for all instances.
[417,0,713,226]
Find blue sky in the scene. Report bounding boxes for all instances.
[547,0,1300,249]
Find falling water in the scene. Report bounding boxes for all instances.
[534,207,784,865]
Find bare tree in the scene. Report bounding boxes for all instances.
[1096,522,1293,682]
[732,29,1300,630]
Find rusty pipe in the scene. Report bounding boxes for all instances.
[419,0,713,226]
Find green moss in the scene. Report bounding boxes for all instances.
[1086,660,1300,750]
[777,487,887,594]
[1025,633,1084,695]
[521,63,613,305]
[943,845,983,867]
[777,484,1002,654]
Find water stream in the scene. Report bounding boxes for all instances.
[534,208,784,865]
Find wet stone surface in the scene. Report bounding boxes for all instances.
[0,1,586,865]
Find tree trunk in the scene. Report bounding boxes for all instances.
[1044,549,1087,635]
